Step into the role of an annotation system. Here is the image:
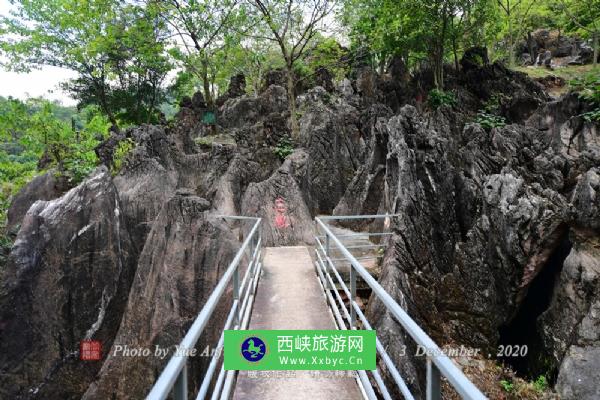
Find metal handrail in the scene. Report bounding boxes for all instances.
[147,216,262,400]
[314,215,487,400]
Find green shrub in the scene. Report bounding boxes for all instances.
[500,379,514,393]
[273,136,294,160]
[428,89,457,109]
[482,93,509,114]
[570,71,600,104]
[62,131,104,183]
[0,153,38,227]
[112,138,135,176]
[475,111,506,130]
[0,100,108,235]
[570,71,600,122]
[472,53,484,67]
[583,109,600,122]
[533,375,547,393]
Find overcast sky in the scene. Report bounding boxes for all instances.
[0,0,78,105]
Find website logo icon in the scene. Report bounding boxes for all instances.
[241,336,266,362]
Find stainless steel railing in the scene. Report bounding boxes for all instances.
[147,216,262,400]
[314,215,487,400]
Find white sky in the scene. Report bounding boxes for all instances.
[0,0,78,105]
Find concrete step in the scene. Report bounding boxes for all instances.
[232,246,363,400]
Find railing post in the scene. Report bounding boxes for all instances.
[250,236,257,295]
[248,231,256,259]
[173,363,188,400]
[350,265,356,329]
[426,357,441,400]
[233,266,240,326]
[325,233,335,291]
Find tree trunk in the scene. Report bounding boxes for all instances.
[527,31,535,61]
[453,37,459,71]
[286,63,299,140]
[101,103,118,132]
[202,58,213,108]
[508,15,515,67]
[95,82,119,131]
[432,42,444,89]
[593,32,598,67]
[433,60,443,89]
[379,55,386,75]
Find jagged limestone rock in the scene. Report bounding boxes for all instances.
[241,150,314,246]
[0,168,138,399]
[6,169,71,232]
[368,105,597,397]
[82,194,239,399]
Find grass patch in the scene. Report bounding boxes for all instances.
[514,64,598,80]
[194,134,236,148]
[514,65,600,96]
[456,355,557,399]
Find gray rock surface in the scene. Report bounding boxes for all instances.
[6,169,71,232]
[0,168,137,399]
[333,104,393,230]
[367,104,599,398]
[241,150,314,246]
[536,169,600,398]
[82,194,239,399]
[298,87,363,214]
[556,346,600,399]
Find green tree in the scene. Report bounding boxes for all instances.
[0,96,31,142]
[247,0,338,138]
[222,41,278,96]
[153,0,247,107]
[495,0,539,66]
[304,35,349,80]
[0,98,109,226]
[0,0,172,127]
[345,0,493,89]
[343,0,421,71]
[559,0,600,66]
[448,0,498,69]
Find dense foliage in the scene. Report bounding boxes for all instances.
[2,0,598,106]
[427,89,457,109]
[349,0,598,81]
[570,71,600,121]
[0,96,109,227]
[1,1,171,127]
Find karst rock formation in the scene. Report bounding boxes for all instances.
[1,51,598,399]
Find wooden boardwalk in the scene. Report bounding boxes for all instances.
[232,246,363,400]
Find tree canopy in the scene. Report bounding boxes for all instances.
[2,0,598,105]
[1,0,172,127]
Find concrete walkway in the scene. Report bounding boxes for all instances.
[232,246,363,400]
